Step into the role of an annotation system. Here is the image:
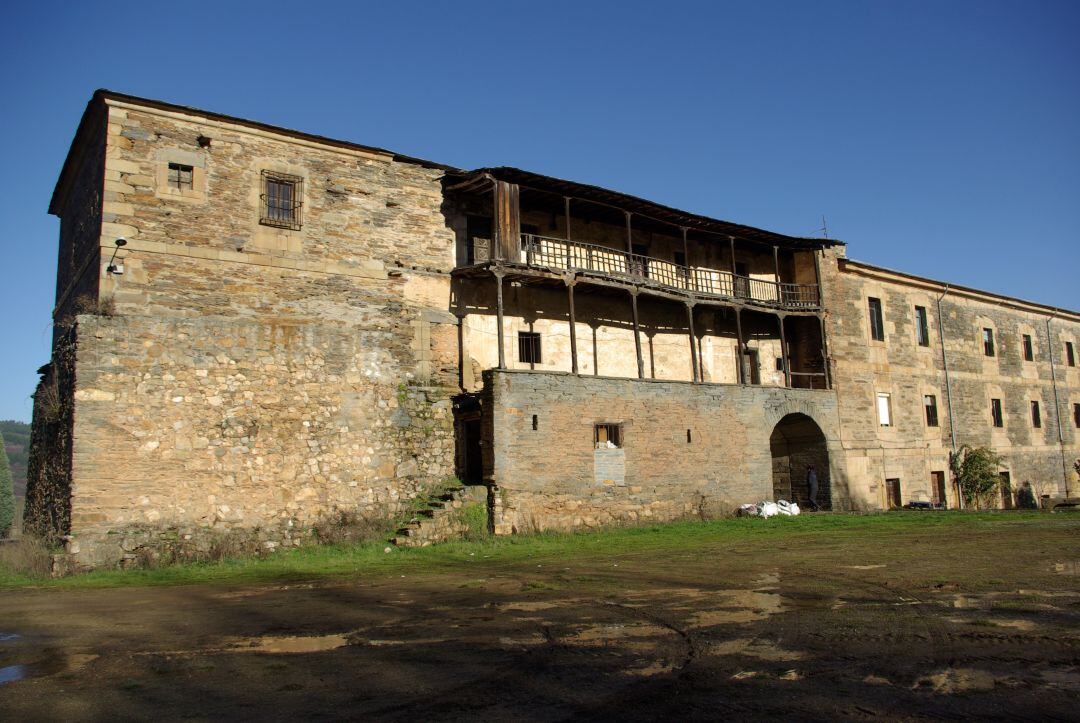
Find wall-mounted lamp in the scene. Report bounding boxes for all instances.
[106,237,127,275]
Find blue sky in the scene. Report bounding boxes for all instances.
[1,0,1077,421]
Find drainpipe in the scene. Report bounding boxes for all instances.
[1046,313,1072,498]
[936,285,961,508]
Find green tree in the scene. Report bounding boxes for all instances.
[949,444,1004,510]
[0,431,13,537]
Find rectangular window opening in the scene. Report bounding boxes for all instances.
[260,170,303,230]
[1031,401,1041,428]
[594,423,622,449]
[868,297,884,341]
[167,162,193,191]
[924,394,939,427]
[1022,334,1034,362]
[915,306,929,347]
[886,478,902,509]
[983,328,995,357]
[876,392,892,427]
[1073,403,1080,428]
[991,398,1004,428]
[518,331,542,365]
[686,429,692,443]
[931,471,946,506]
[532,414,538,431]
[1067,342,1076,367]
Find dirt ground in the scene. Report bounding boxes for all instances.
[1,515,1078,720]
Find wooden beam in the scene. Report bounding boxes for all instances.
[819,313,831,390]
[687,303,699,383]
[625,211,633,253]
[778,314,790,388]
[568,279,579,375]
[734,306,745,384]
[631,291,645,379]
[495,270,506,369]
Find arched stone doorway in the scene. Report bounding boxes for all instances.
[770,413,830,509]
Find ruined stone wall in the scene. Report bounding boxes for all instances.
[485,370,844,534]
[821,249,1080,507]
[45,99,461,567]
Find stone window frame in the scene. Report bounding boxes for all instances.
[1021,332,1035,362]
[990,397,1004,428]
[1066,340,1076,367]
[981,327,996,357]
[1030,400,1042,429]
[923,393,939,428]
[876,391,893,427]
[154,148,207,203]
[867,296,885,343]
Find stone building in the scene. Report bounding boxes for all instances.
[25,90,1080,567]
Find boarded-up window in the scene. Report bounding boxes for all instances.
[594,423,622,449]
[868,298,885,341]
[876,392,892,427]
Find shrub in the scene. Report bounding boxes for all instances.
[0,432,14,538]
[949,445,1004,509]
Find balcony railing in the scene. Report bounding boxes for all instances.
[512,234,819,309]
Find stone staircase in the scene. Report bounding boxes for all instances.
[391,485,487,547]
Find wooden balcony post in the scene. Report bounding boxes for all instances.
[624,211,633,253]
[687,302,699,383]
[567,278,579,375]
[495,270,506,369]
[564,196,572,270]
[631,290,645,379]
[819,313,831,390]
[734,306,745,384]
[778,314,790,388]
[682,227,691,291]
[773,245,781,303]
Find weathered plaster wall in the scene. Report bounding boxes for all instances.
[485,370,846,534]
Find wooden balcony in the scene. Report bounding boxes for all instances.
[464,234,821,311]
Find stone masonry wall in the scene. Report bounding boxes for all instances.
[44,97,462,567]
[821,249,1080,507]
[485,370,844,534]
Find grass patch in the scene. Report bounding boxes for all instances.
[0,511,1070,590]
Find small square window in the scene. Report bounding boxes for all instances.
[982,328,995,357]
[924,394,939,427]
[914,306,930,347]
[775,357,784,372]
[518,332,542,365]
[594,423,622,449]
[1022,334,1034,362]
[991,398,1003,428]
[260,170,303,230]
[868,298,885,342]
[1031,400,1041,428]
[876,392,892,427]
[167,162,193,191]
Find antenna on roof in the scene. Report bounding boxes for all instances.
[821,215,829,239]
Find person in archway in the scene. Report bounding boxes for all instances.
[806,464,820,511]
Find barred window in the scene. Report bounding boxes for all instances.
[594,423,622,449]
[260,170,303,230]
[167,162,193,190]
[518,331,541,365]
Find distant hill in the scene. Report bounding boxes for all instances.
[0,420,30,498]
